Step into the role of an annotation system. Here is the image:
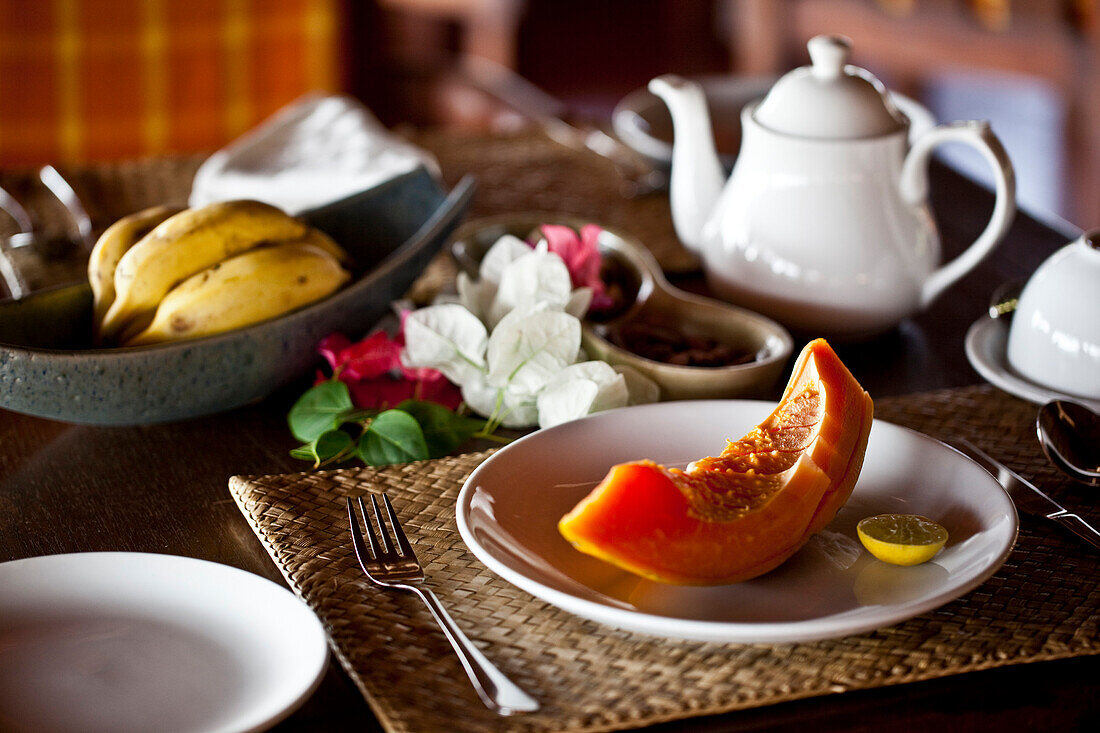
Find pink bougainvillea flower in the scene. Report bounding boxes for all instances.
[317,330,462,410]
[317,333,352,371]
[407,369,464,408]
[539,224,602,290]
[350,375,462,411]
[318,330,401,381]
[538,224,614,311]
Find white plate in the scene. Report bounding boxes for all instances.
[965,316,1100,412]
[457,401,1018,643]
[0,552,328,733]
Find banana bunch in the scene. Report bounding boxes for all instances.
[88,200,352,346]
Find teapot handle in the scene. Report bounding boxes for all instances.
[900,121,1016,308]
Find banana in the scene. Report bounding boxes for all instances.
[100,200,310,343]
[296,226,353,267]
[87,204,184,325]
[123,241,351,347]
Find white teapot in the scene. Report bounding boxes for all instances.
[650,35,1017,339]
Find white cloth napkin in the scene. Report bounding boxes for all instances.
[189,94,439,215]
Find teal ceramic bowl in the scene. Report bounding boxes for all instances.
[0,168,475,425]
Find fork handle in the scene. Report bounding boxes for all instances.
[409,585,539,715]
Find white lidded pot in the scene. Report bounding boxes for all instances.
[650,35,1017,339]
[1007,230,1100,399]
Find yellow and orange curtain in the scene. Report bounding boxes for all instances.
[0,0,341,166]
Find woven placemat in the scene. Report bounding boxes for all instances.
[230,384,1098,733]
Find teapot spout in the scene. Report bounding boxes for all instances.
[648,75,726,253]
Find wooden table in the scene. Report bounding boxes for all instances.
[1,143,1096,731]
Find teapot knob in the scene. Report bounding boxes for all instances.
[808,35,851,80]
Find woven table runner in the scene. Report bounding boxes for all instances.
[408,128,698,271]
[229,385,1099,733]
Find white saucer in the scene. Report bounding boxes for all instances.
[965,316,1100,411]
[0,552,328,733]
[457,401,1017,643]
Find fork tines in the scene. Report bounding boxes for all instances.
[345,493,539,713]
[347,493,416,562]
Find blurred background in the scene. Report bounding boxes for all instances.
[0,0,1096,226]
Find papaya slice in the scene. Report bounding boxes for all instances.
[558,338,874,585]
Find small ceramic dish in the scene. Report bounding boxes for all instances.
[450,213,793,401]
[611,74,936,174]
[0,168,475,425]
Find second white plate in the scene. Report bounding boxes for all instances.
[457,401,1018,643]
[0,552,328,733]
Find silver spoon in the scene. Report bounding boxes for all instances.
[1037,400,1100,487]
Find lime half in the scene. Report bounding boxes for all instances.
[856,514,949,566]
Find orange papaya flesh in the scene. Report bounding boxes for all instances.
[792,340,875,534]
[558,338,873,585]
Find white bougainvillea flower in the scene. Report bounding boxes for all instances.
[499,385,540,428]
[400,303,487,386]
[401,232,658,430]
[536,360,630,428]
[460,372,539,429]
[455,270,494,322]
[486,306,581,395]
[457,234,536,323]
[612,363,661,405]
[536,379,599,430]
[478,234,533,285]
[458,372,499,423]
[564,286,594,320]
[488,248,573,327]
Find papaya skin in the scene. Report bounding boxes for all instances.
[558,338,873,586]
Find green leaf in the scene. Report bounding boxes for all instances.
[289,445,316,461]
[342,407,380,424]
[358,410,430,466]
[396,400,487,458]
[288,380,355,442]
[289,429,355,467]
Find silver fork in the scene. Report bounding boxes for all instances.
[346,494,539,715]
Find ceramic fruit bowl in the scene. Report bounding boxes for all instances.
[0,168,475,425]
[450,213,793,401]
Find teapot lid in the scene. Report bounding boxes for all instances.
[753,35,906,138]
